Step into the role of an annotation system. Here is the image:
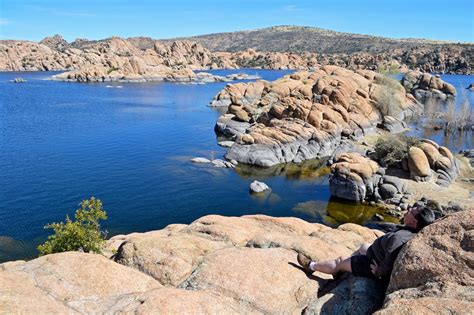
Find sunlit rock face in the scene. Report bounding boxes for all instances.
[2,211,470,313]
[1,215,385,313]
[213,66,420,166]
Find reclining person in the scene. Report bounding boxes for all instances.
[297,206,435,282]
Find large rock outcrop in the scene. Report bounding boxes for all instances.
[0,251,162,313]
[50,38,205,82]
[0,37,235,82]
[1,215,385,314]
[377,210,474,314]
[2,211,471,313]
[109,215,385,314]
[213,66,420,166]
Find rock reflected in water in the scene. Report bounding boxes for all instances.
[235,158,330,181]
[292,198,399,227]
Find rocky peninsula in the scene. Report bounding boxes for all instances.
[212,65,421,166]
[1,210,472,313]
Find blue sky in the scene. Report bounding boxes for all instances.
[1,0,473,42]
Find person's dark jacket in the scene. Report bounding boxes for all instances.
[366,227,416,278]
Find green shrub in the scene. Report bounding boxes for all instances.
[377,62,400,75]
[374,134,420,166]
[37,197,107,256]
[107,67,119,74]
[374,75,404,117]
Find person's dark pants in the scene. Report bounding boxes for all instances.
[351,255,390,287]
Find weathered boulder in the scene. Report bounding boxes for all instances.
[329,153,380,202]
[377,210,474,314]
[409,141,459,185]
[407,146,432,180]
[214,66,419,166]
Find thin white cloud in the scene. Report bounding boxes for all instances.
[283,5,298,12]
[52,11,97,17]
[0,18,13,26]
[26,6,97,18]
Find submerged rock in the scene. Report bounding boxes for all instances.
[249,180,270,193]
[10,77,26,83]
[191,157,211,163]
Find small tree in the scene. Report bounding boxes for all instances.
[38,197,107,256]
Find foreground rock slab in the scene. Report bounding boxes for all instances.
[2,211,471,313]
[0,252,162,313]
[109,214,384,313]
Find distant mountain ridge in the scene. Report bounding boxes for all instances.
[1,26,472,75]
[159,25,470,54]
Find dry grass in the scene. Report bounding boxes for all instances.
[444,88,473,133]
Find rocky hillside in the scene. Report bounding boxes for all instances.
[166,26,473,74]
[1,27,472,75]
[1,210,471,313]
[165,26,465,53]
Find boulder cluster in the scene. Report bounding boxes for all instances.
[401,70,457,100]
[212,66,420,166]
[329,153,410,207]
[406,139,459,186]
[1,211,472,313]
[329,140,459,206]
[1,35,472,82]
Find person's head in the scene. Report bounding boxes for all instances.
[403,206,435,232]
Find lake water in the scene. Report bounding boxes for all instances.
[0,70,472,262]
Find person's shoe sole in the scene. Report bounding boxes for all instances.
[297,253,313,273]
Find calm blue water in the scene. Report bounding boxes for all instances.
[405,74,474,150]
[0,70,472,262]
